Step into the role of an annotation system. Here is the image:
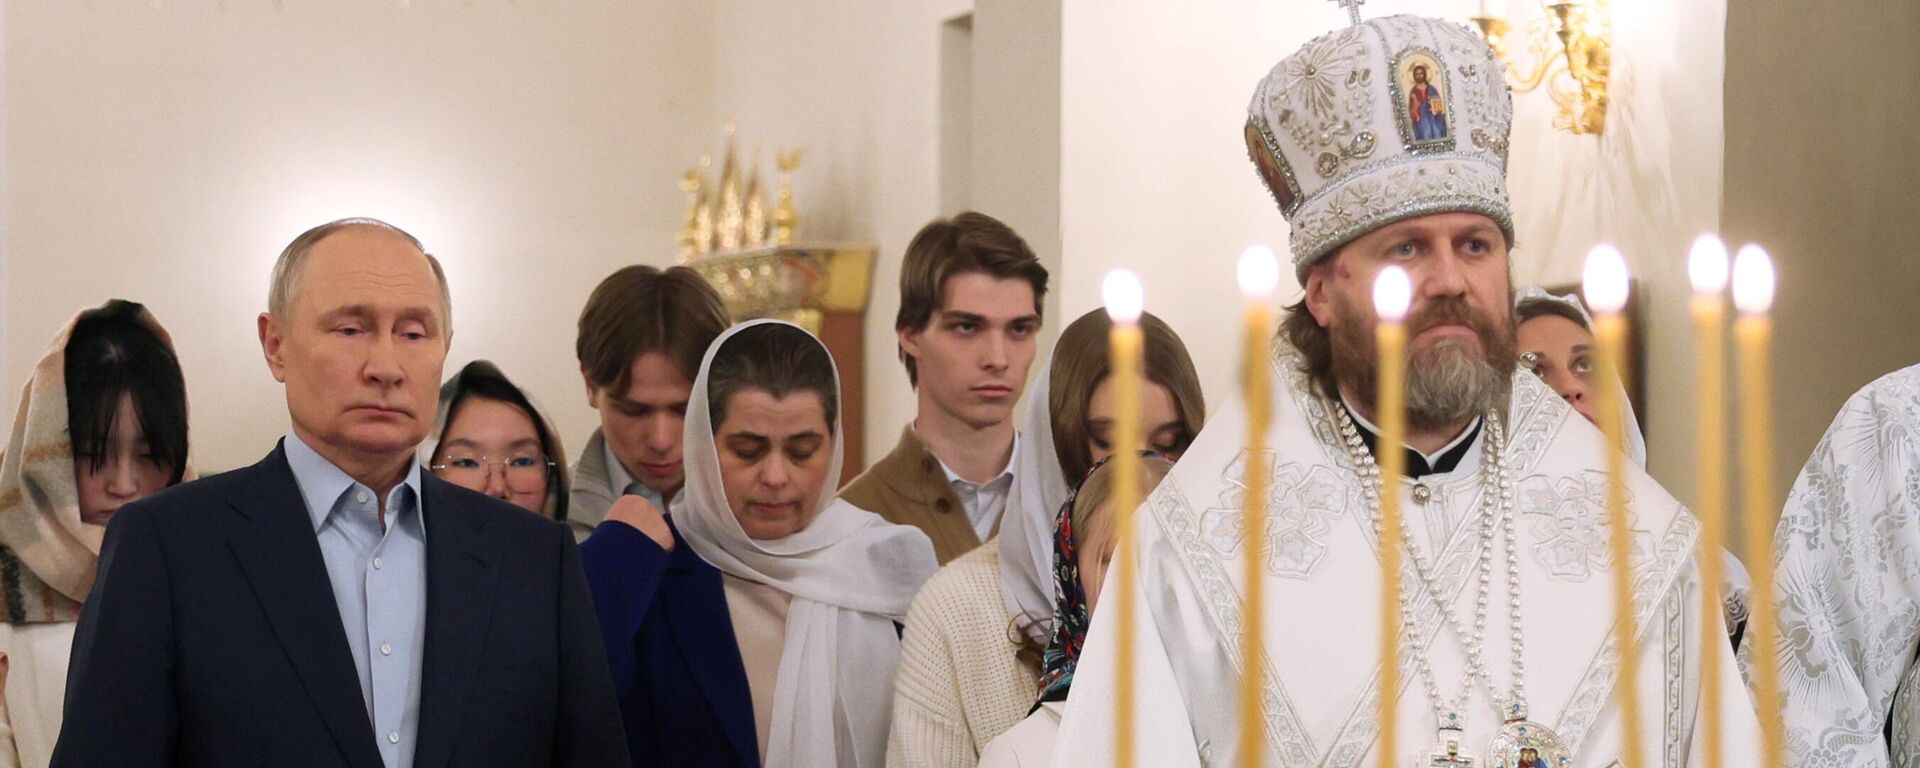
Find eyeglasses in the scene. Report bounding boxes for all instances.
[429,454,554,493]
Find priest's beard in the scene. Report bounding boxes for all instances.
[1330,295,1518,431]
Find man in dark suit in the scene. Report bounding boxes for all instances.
[53,218,628,768]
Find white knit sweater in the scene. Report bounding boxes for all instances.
[887,542,1040,768]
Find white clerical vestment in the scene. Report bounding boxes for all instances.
[1052,351,1759,767]
[1771,363,1920,767]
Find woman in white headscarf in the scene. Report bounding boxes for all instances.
[1515,286,1751,638]
[579,319,937,768]
[885,309,1205,768]
[576,318,936,768]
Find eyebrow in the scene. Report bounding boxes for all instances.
[614,396,688,410]
[316,304,443,331]
[724,431,826,443]
[443,436,541,451]
[938,310,1041,326]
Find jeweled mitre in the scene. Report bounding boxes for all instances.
[1246,15,1515,276]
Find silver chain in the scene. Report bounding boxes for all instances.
[1336,408,1530,736]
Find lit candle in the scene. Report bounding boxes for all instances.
[1688,235,1731,768]
[1733,245,1783,768]
[1583,244,1643,768]
[1104,269,1145,768]
[1237,246,1279,767]
[1373,266,1411,768]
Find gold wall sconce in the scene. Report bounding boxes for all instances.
[1471,0,1611,135]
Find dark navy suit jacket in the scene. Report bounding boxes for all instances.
[579,520,759,768]
[51,443,629,768]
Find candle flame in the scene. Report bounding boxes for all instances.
[1688,234,1730,296]
[1582,244,1631,315]
[1103,269,1145,324]
[1373,266,1411,321]
[1237,245,1281,299]
[1732,245,1776,315]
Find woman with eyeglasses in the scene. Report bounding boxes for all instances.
[426,360,571,526]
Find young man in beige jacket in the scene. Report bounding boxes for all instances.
[839,211,1047,565]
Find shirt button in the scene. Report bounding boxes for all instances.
[387,732,400,744]
[380,643,393,656]
[372,557,383,570]
[357,492,370,504]
[1412,483,1432,504]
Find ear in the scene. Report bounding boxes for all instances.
[897,324,923,361]
[259,313,289,384]
[581,364,601,409]
[1302,260,1337,329]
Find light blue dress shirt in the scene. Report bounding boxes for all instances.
[285,433,428,768]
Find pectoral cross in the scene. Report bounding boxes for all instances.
[1424,729,1477,768]
[1329,0,1365,26]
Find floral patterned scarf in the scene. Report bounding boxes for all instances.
[1033,451,1168,708]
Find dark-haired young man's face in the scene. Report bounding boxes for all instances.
[586,351,692,498]
[899,272,1041,431]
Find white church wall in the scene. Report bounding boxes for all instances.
[708,0,969,469]
[1057,0,1727,507]
[710,0,1074,468]
[0,0,717,472]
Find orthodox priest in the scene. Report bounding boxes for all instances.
[1770,363,1920,766]
[1050,10,1760,767]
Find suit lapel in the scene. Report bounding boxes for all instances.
[662,543,760,768]
[226,446,385,768]
[412,476,503,768]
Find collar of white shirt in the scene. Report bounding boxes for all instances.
[921,427,1019,539]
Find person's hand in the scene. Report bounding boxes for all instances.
[607,495,674,552]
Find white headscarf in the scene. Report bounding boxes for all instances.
[998,356,1072,644]
[674,319,938,768]
[1513,288,1750,612]
[1514,286,1647,465]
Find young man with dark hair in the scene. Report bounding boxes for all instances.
[572,265,731,531]
[840,211,1048,564]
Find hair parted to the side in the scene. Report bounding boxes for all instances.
[1048,310,1207,482]
[269,217,451,331]
[65,300,189,485]
[894,211,1050,386]
[706,324,840,433]
[576,265,731,396]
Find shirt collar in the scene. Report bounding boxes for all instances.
[1336,394,1483,479]
[603,437,677,512]
[284,431,424,532]
[603,438,637,496]
[925,427,1020,490]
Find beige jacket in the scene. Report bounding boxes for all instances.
[886,543,1038,768]
[839,426,978,565]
